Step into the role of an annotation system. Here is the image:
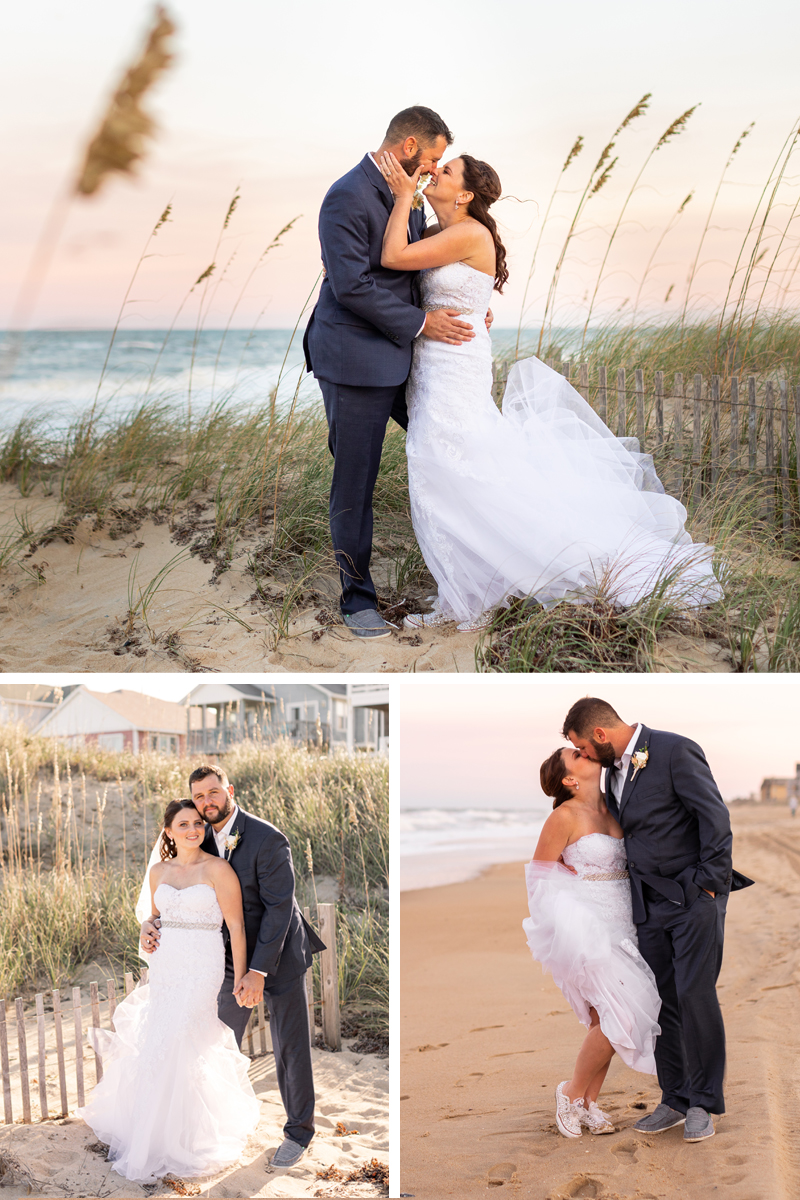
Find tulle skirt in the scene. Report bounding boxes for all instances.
[77,929,260,1183]
[523,860,661,1074]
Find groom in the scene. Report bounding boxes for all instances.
[140,764,325,1169]
[563,697,753,1143]
[303,105,477,639]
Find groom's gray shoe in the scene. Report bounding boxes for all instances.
[683,1107,715,1141]
[633,1103,686,1133]
[270,1137,308,1167]
[342,609,392,639]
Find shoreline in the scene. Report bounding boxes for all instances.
[400,801,800,1199]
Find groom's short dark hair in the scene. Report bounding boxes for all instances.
[385,106,453,149]
[562,697,623,739]
[188,763,230,789]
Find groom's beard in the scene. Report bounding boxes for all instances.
[198,796,234,826]
[587,738,617,767]
[399,149,422,174]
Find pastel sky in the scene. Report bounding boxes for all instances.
[399,678,799,807]
[3,0,799,329]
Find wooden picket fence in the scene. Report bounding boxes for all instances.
[0,903,340,1126]
[493,360,800,538]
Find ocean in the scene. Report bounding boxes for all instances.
[0,327,525,431]
[400,805,550,892]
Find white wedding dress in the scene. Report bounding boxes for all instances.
[523,833,661,1074]
[77,883,260,1183]
[405,261,723,622]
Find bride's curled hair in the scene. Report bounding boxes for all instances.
[460,154,509,293]
[540,749,574,810]
[160,798,200,860]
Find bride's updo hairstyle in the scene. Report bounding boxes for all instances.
[540,749,575,810]
[459,155,509,294]
[160,798,200,861]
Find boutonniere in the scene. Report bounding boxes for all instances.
[630,746,649,779]
[222,830,242,859]
[411,173,431,210]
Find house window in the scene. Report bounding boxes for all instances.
[97,733,124,751]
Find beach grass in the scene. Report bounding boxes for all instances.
[0,724,389,1033]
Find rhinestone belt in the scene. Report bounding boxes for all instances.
[582,870,630,881]
[161,919,221,931]
[422,304,475,314]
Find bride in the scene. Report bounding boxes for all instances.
[524,746,661,1138]
[77,799,260,1183]
[378,151,722,631]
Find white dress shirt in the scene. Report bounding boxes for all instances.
[213,805,265,977]
[367,152,426,338]
[610,723,643,806]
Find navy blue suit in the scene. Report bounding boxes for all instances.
[607,726,752,1114]
[304,155,427,613]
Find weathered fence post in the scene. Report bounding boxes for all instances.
[780,380,790,535]
[673,373,684,499]
[0,1001,12,1124]
[711,376,720,487]
[616,367,627,437]
[72,988,84,1107]
[107,978,117,1028]
[654,371,664,452]
[15,998,31,1123]
[90,981,102,1083]
[304,906,316,1048]
[53,988,68,1118]
[748,377,757,471]
[730,376,740,478]
[578,362,589,403]
[35,994,48,1120]
[318,903,341,1051]
[124,972,134,996]
[765,381,775,523]
[563,361,570,383]
[692,374,704,509]
[635,368,645,447]
[598,365,607,425]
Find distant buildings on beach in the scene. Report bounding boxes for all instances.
[760,764,800,803]
[0,682,388,757]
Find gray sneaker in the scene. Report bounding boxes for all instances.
[342,609,392,639]
[633,1103,686,1133]
[683,1107,714,1141]
[270,1137,308,1167]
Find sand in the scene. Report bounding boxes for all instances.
[0,484,479,673]
[400,802,800,1200]
[0,1038,388,1198]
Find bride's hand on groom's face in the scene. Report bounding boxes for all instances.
[379,152,421,199]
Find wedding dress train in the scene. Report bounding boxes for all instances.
[405,262,723,623]
[77,883,260,1183]
[523,833,661,1074]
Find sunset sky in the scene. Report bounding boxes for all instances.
[399,679,799,807]
[3,0,799,329]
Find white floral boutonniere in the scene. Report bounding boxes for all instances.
[222,830,242,859]
[630,746,649,780]
[411,173,431,211]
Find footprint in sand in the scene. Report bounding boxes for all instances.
[610,1141,637,1163]
[487,1162,517,1187]
[553,1175,604,1199]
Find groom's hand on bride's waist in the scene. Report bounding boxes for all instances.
[423,309,476,346]
[140,916,161,954]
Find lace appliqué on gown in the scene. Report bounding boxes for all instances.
[406,262,723,622]
[77,884,259,1184]
[523,834,661,1074]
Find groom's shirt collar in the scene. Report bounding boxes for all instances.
[212,804,239,854]
[610,722,642,803]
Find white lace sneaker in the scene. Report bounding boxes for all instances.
[403,610,453,630]
[456,612,493,633]
[580,1100,615,1135]
[554,1081,583,1138]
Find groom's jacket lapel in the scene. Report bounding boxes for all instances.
[359,154,395,215]
[618,725,651,819]
[201,824,219,857]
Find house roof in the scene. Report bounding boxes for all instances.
[181,683,277,706]
[36,686,196,735]
[0,684,61,704]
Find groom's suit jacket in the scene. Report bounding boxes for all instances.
[605,725,751,925]
[303,154,427,388]
[202,808,325,985]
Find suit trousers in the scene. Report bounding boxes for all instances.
[217,962,316,1147]
[635,888,728,1114]
[319,377,408,614]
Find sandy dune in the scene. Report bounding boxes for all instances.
[400,802,800,1200]
[0,485,479,673]
[0,1038,388,1198]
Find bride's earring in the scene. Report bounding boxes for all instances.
[454,199,460,209]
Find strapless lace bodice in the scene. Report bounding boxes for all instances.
[154,882,223,928]
[420,261,494,316]
[561,833,628,879]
